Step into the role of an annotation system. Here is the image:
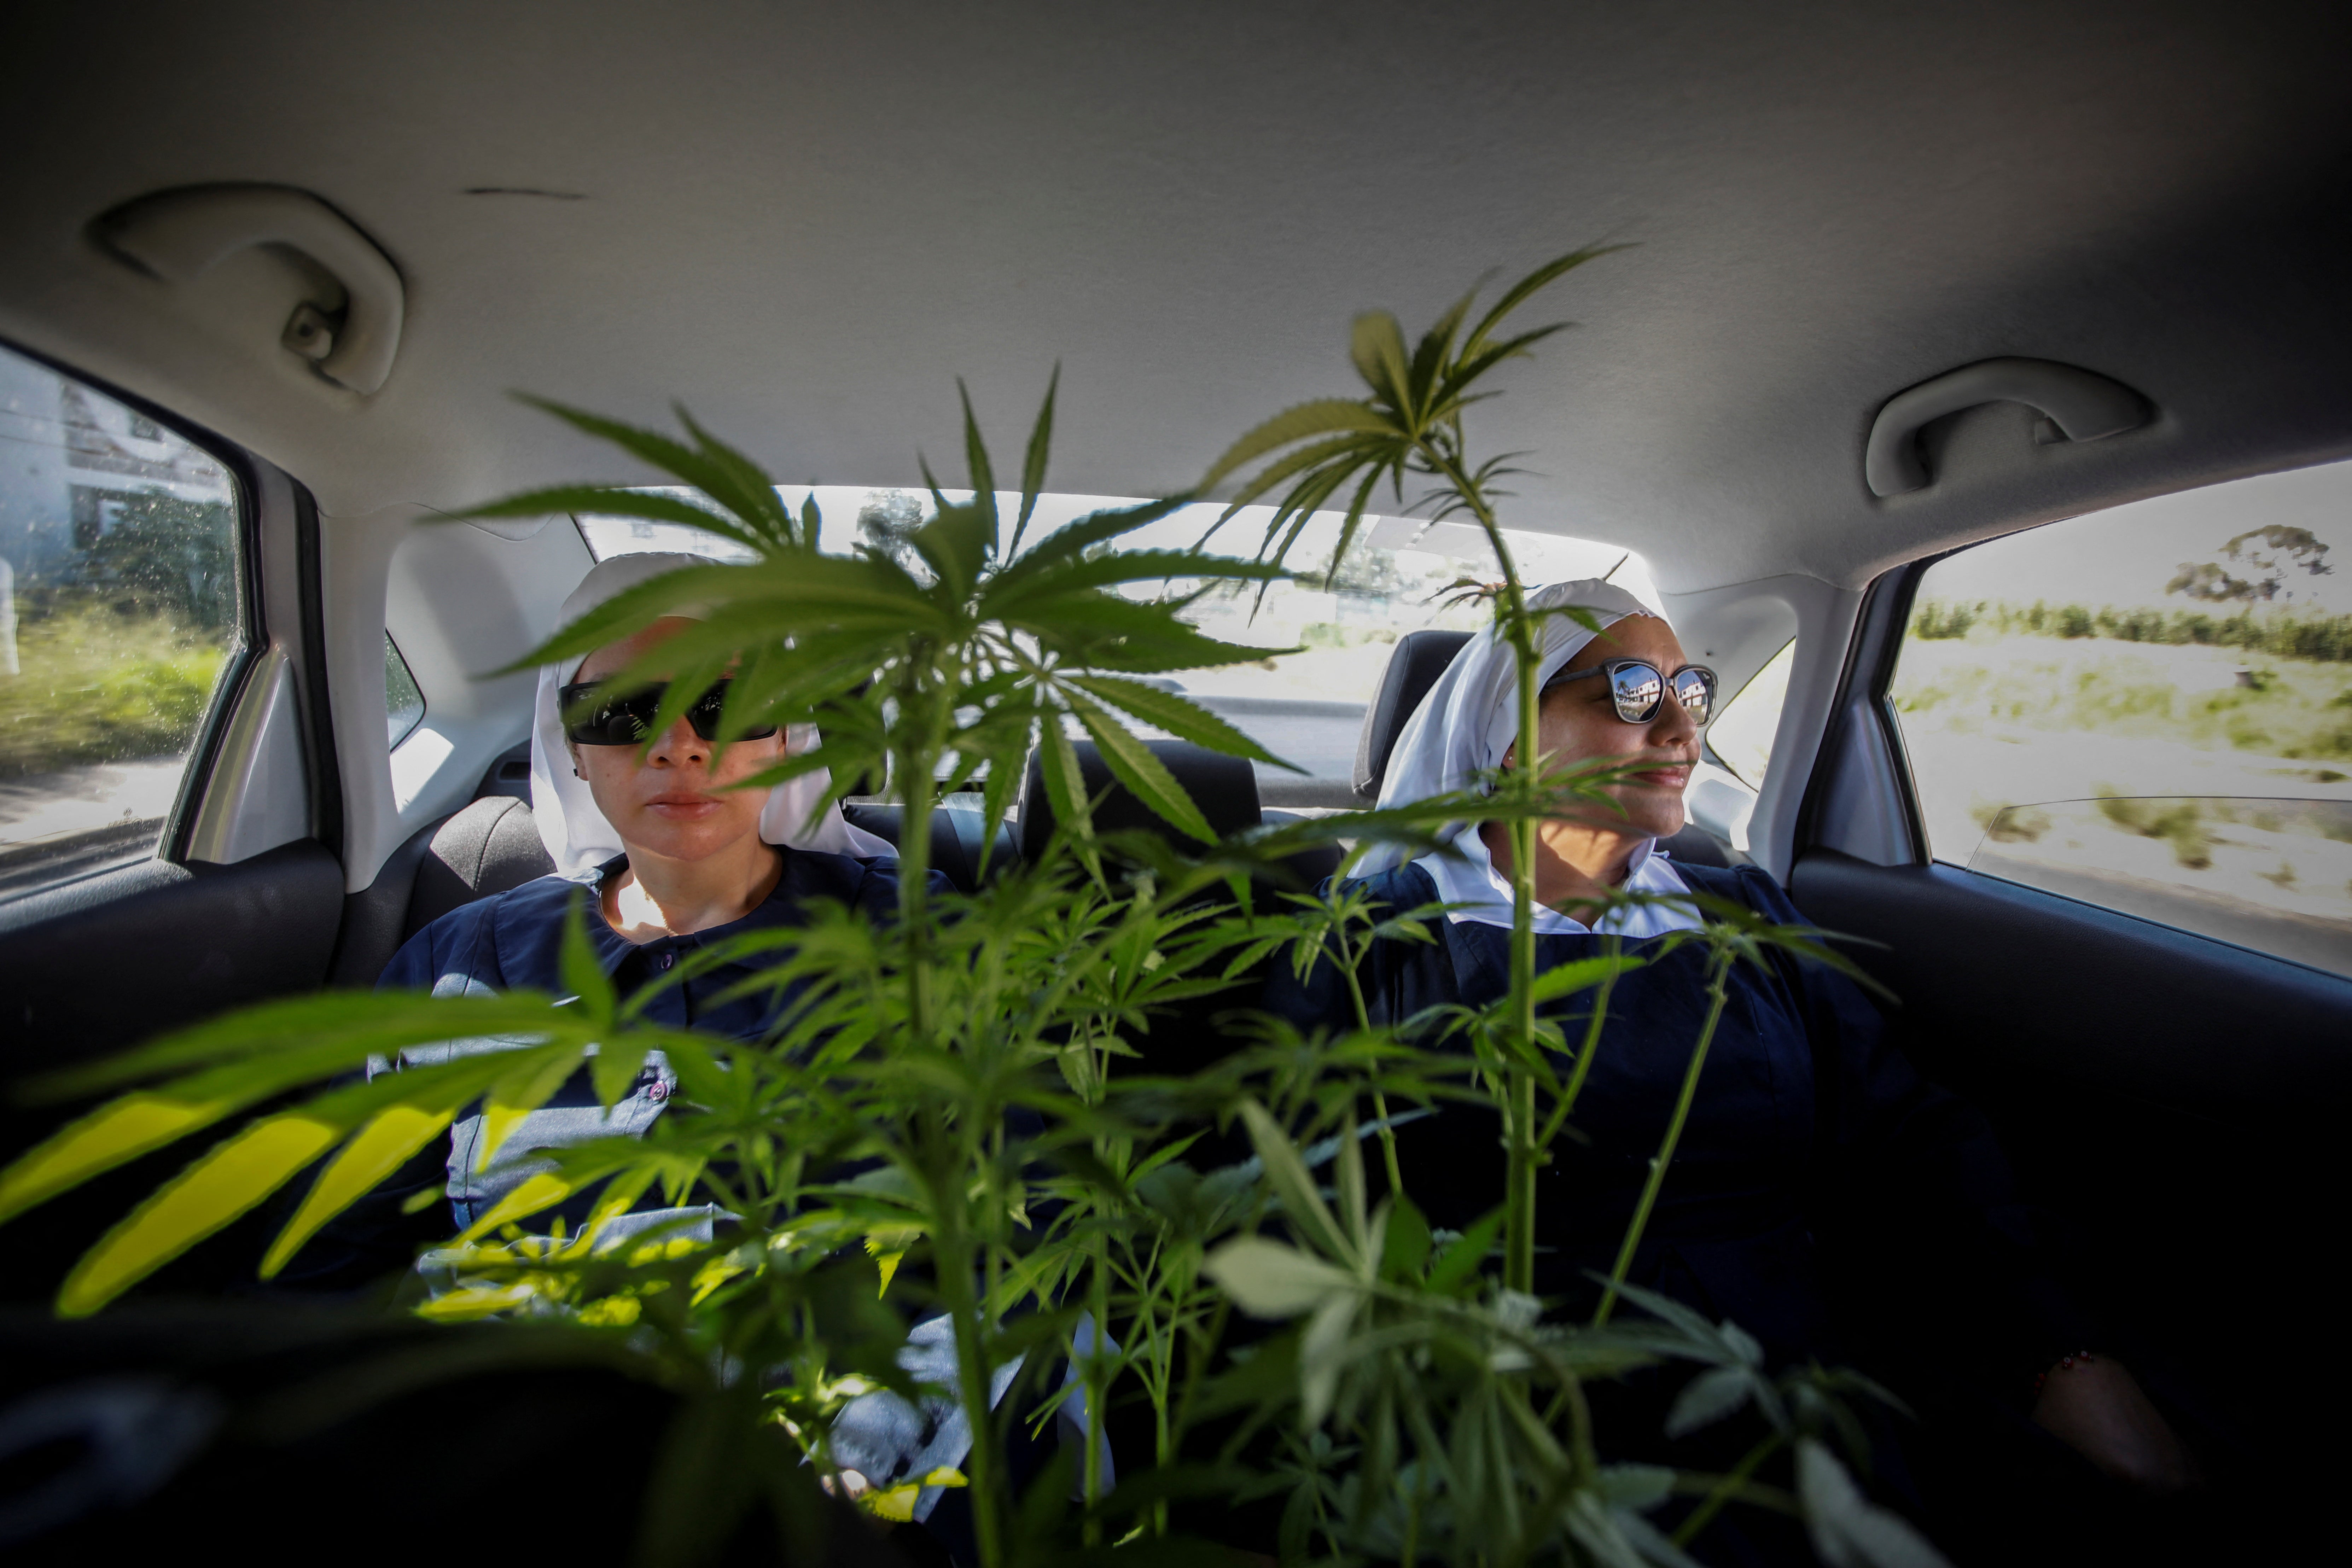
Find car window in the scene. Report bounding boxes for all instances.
[385,634,425,748]
[1887,458,2352,978]
[580,490,1658,804]
[1706,637,1794,790]
[0,346,246,899]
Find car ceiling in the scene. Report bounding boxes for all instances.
[2,0,2348,596]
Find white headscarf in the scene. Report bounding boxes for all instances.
[530,552,894,880]
[1359,578,1658,876]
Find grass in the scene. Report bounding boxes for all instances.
[0,603,231,779]
[1896,636,2352,762]
[1911,597,2352,663]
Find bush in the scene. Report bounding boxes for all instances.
[0,604,228,777]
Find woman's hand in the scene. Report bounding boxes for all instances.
[2029,1354,2197,1491]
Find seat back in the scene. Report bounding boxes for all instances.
[841,801,1016,891]
[1353,629,1472,800]
[328,797,556,985]
[1015,740,1262,862]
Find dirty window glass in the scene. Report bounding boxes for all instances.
[578,490,1657,806]
[385,633,425,748]
[0,346,246,899]
[1888,459,2352,978]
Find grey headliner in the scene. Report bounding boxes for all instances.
[3,0,2348,595]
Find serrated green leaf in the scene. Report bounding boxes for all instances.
[1236,1100,1351,1264]
[1425,1209,1503,1295]
[1197,399,1395,494]
[1380,1192,1432,1282]
[1066,700,1214,844]
[59,1114,346,1315]
[0,1092,237,1227]
[1013,365,1058,551]
[1349,310,1412,404]
[261,1102,455,1278]
[1665,1365,1756,1439]
[1065,676,1298,771]
[1795,1439,1952,1568]
[1202,1236,1352,1318]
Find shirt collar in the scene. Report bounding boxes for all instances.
[1413,825,1698,937]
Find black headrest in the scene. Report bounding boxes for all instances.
[1353,629,1472,801]
[839,802,1015,893]
[1018,740,1261,862]
[405,797,556,940]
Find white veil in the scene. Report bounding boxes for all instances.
[529,552,894,880]
[1357,578,1656,874]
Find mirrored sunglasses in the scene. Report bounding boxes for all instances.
[1544,659,1717,726]
[557,679,779,747]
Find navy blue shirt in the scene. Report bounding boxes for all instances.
[1264,859,2093,1381]
[273,848,940,1286]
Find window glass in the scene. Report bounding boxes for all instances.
[579,490,1657,805]
[0,345,245,898]
[1888,459,2352,978]
[1706,637,1794,790]
[385,634,425,748]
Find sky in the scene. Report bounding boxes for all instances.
[1922,455,2352,614]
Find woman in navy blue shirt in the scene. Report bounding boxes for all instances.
[1264,580,2194,1530]
[331,552,928,1257]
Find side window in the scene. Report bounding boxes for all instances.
[385,634,425,748]
[1705,637,1795,790]
[1888,458,2352,979]
[0,345,246,899]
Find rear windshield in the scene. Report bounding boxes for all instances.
[579,490,1657,806]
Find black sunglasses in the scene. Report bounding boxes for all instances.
[1544,659,1717,726]
[558,679,779,747]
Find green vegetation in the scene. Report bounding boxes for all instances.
[1,259,1937,1566]
[0,604,229,778]
[1896,639,2352,761]
[1910,596,2352,663]
[2094,791,2212,869]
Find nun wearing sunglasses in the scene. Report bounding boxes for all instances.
[362,552,916,1246]
[1263,580,2194,1548]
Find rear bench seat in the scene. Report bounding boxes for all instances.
[327,638,1719,990]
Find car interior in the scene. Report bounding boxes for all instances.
[2,1,2348,1556]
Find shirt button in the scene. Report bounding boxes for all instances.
[657,951,674,970]
[648,1079,670,1103]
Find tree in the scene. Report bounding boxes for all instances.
[855,488,924,570]
[2167,524,2333,604]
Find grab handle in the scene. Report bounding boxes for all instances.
[95,185,405,396]
[1865,357,2146,497]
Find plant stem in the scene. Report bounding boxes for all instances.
[1338,926,1408,1199]
[933,1213,1007,1568]
[1439,470,1543,1298]
[1593,950,1732,1325]
[1672,1433,1786,1546]
[1535,937,1620,1152]
[1083,1239,1109,1543]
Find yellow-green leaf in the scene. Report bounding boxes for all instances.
[58,1116,343,1316]
[1196,398,1393,494]
[456,1171,574,1243]
[474,1047,588,1173]
[0,1092,233,1227]
[261,1103,456,1278]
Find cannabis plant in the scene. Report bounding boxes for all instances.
[0,255,1944,1568]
